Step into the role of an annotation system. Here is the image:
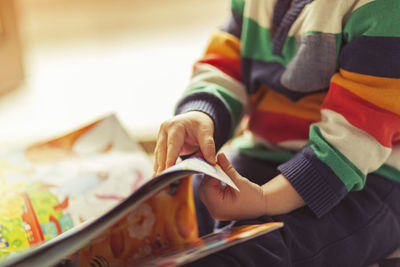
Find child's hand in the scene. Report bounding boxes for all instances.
[199,153,267,220]
[153,111,216,177]
[199,153,306,220]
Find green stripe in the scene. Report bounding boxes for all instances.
[374,164,400,183]
[231,0,245,16]
[309,125,366,191]
[185,82,243,137]
[233,137,296,162]
[241,18,297,67]
[344,0,400,42]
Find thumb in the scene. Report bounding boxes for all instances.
[196,127,216,165]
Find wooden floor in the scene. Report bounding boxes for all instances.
[0,0,228,151]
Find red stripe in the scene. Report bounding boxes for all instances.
[322,83,400,147]
[248,111,313,143]
[194,55,242,82]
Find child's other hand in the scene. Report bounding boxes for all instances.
[153,111,216,177]
[199,153,267,220]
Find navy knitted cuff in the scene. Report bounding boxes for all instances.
[278,146,348,218]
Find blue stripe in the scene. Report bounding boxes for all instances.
[242,58,328,100]
[221,9,243,39]
[340,36,400,78]
[272,0,314,55]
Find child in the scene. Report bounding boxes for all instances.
[153,0,400,266]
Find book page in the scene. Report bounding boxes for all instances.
[78,177,198,267]
[0,115,153,261]
[163,157,239,191]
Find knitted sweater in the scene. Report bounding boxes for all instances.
[175,0,400,218]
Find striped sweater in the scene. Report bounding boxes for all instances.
[175,0,400,218]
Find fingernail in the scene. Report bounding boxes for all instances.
[210,156,216,165]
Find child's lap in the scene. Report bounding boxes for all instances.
[190,151,400,267]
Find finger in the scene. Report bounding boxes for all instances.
[199,175,235,220]
[165,124,185,168]
[196,127,216,165]
[155,131,168,175]
[198,176,224,206]
[153,130,162,175]
[217,153,242,183]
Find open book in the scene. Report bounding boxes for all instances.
[0,115,283,267]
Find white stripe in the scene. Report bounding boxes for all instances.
[243,131,307,151]
[188,63,248,113]
[244,0,376,36]
[277,140,308,151]
[316,109,391,175]
[244,0,276,29]
[385,145,400,170]
[288,0,375,36]
[289,0,351,35]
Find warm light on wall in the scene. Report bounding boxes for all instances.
[0,0,24,95]
[0,0,228,151]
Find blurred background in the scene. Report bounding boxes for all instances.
[0,0,228,153]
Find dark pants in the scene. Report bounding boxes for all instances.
[189,151,400,267]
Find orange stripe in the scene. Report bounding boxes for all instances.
[332,69,400,115]
[255,85,325,122]
[205,30,241,60]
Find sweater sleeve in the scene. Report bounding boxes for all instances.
[278,0,400,218]
[175,0,248,151]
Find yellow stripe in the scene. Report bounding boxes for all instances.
[331,69,400,115]
[205,30,241,60]
[254,85,325,121]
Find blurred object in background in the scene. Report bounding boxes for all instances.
[0,0,23,95]
[0,0,227,153]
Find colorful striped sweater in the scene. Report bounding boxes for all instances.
[175,0,400,218]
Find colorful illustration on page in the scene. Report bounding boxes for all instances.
[78,177,199,267]
[0,115,153,260]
